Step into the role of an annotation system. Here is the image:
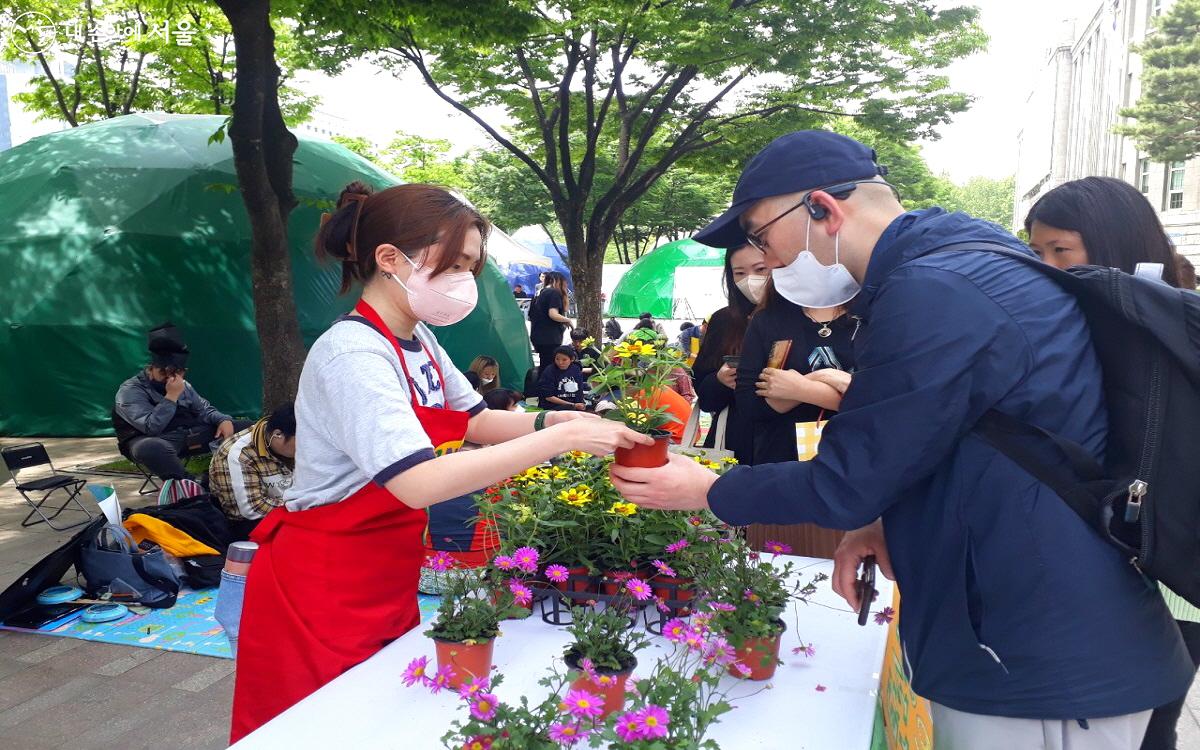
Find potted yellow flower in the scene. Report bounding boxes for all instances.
[588,337,689,468]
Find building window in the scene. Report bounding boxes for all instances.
[1139,158,1151,193]
[1152,0,1163,15]
[1167,161,1185,210]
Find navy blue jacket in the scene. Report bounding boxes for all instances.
[708,209,1192,719]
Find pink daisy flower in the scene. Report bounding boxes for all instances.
[625,578,652,601]
[428,664,455,694]
[654,596,671,614]
[509,580,533,607]
[547,722,586,745]
[561,688,604,719]
[493,555,516,571]
[426,551,455,572]
[545,564,571,583]
[635,705,670,739]
[664,539,689,554]
[512,546,540,574]
[469,692,499,721]
[764,540,792,555]
[662,618,689,642]
[401,656,429,687]
[743,589,760,603]
[650,559,676,578]
[704,636,737,666]
[792,644,816,658]
[732,661,752,678]
[461,736,493,750]
[874,606,896,625]
[687,516,704,527]
[458,676,491,698]
[615,712,644,742]
[709,601,736,612]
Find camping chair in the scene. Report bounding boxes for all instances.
[118,441,161,496]
[1,443,95,531]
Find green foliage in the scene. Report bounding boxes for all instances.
[290,0,986,335]
[940,175,1016,228]
[424,569,523,644]
[1117,0,1200,162]
[4,0,315,126]
[563,605,649,673]
[589,337,689,435]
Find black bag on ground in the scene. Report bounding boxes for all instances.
[941,243,1200,605]
[123,495,233,552]
[77,524,180,608]
[180,554,225,588]
[0,516,104,622]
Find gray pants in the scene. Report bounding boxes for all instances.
[932,703,1152,750]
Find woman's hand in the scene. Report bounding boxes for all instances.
[716,364,737,389]
[807,368,852,394]
[562,418,653,456]
[754,368,811,401]
[545,410,596,426]
[609,453,718,511]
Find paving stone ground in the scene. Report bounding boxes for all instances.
[0,437,1198,749]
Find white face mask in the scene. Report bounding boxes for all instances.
[480,377,494,385]
[734,274,768,304]
[770,217,861,308]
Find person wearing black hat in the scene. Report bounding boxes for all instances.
[611,130,1192,748]
[114,323,249,481]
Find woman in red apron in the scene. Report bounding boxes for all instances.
[230,183,649,743]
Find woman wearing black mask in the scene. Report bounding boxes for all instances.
[691,245,767,463]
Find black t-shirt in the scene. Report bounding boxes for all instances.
[734,299,858,465]
[530,288,566,346]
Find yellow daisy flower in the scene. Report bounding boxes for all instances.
[547,466,569,480]
[558,486,594,507]
[608,501,638,516]
[721,456,739,464]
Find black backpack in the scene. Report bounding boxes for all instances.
[942,243,1200,606]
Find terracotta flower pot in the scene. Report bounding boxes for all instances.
[650,575,695,616]
[600,570,635,597]
[553,566,596,595]
[614,432,670,468]
[729,624,785,681]
[566,653,636,719]
[433,637,495,689]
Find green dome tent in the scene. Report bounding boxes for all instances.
[606,238,728,320]
[0,113,532,436]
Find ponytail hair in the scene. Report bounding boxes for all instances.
[316,182,490,294]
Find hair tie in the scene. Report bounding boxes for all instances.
[319,193,369,261]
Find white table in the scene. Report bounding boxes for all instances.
[232,556,893,750]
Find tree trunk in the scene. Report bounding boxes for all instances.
[216,0,306,411]
[570,236,606,340]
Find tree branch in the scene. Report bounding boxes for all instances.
[26,30,77,126]
[85,0,114,118]
[380,32,562,204]
[556,33,583,197]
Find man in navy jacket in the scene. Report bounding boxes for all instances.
[611,131,1191,748]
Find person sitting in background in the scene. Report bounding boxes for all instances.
[468,355,501,395]
[209,403,297,540]
[604,316,623,342]
[114,323,251,481]
[483,388,522,411]
[570,329,603,375]
[635,312,665,336]
[512,284,527,298]
[463,371,482,391]
[537,345,588,411]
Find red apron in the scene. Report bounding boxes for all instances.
[230,303,470,743]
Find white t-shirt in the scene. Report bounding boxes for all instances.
[284,317,485,511]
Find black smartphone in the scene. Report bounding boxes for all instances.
[856,555,877,626]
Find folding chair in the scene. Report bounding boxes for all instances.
[1,443,95,531]
[118,441,161,496]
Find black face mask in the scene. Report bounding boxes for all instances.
[148,376,167,394]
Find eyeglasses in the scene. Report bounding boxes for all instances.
[743,179,900,253]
